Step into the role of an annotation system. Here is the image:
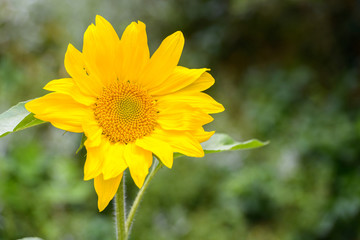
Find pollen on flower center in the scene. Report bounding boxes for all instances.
[93,81,158,144]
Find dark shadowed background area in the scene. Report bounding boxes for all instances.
[1,0,360,239]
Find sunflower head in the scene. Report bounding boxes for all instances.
[25,15,224,211]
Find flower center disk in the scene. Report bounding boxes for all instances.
[94,81,157,144]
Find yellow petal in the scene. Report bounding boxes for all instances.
[150,66,208,96]
[139,31,184,90]
[102,143,128,180]
[157,103,214,130]
[124,143,152,188]
[44,78,96,106]
[25,93,88,133]
[153,128,204,157]
[95,15,119,46]
[43,78,73,92]
[64,44,103,96]
[94,173,123,212]
[82,16,119,86]
[136,134,173,169]
[117,21,150,83]
[84,142,105,180]
[83,123,103,148]
[82,112,103,148]
[176,71,215,94]
[190,127,215,143]
[157,92,225,114]
[145,153,153,168]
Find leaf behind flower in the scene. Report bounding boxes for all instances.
[174,133,268,158]
[0,101,45,138]
[202,133,269,153]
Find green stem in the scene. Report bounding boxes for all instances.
[115,175,126,240]
[125,161,163,239]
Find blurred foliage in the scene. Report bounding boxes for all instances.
[0,0,360,239]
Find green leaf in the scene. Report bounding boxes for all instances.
[76,134,87,154]
[202,133,269,153]
[0,101,46,138]
[174,133,268,158]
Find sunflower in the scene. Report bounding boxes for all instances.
[25,15,224,211]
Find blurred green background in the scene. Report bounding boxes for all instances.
[1,0,360,239]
